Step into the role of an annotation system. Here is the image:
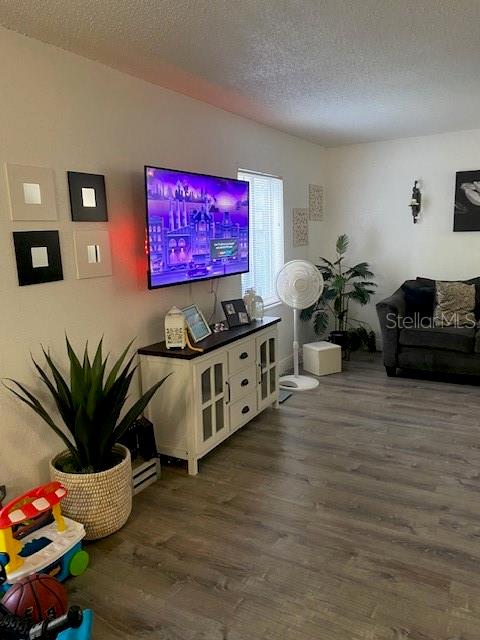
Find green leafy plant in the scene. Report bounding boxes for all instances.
[4,337,170,473]
[301,234,377,351]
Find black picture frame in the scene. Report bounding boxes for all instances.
[221,299,250,328]
[13,230,63,286]
[454,170,480,231]
[68,171,108,221]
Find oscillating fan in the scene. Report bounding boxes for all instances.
[276,260,324,391]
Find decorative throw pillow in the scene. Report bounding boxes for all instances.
[434,281,476,327]
[403,284,435,319]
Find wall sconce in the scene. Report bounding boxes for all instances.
[409,180,422,223]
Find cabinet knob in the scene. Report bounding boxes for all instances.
[241,378,249,387]
[240,351,249,360]
[241,405,250,414]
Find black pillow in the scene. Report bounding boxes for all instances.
[403,284,435,319]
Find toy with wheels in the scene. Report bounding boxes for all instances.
[0,482,89,594]
[0,601,93,639]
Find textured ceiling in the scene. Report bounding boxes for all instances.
[1,0,480,146]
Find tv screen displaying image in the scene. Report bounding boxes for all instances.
[145,166,249,289]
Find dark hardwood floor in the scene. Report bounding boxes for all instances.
[69,355,480,639]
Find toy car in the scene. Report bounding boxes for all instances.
[0,482,88,594]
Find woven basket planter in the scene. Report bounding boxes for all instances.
[50,444,132,541]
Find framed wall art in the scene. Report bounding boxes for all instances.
[73,228,112,279]
[13,230,63,286]
[454,170,480,231]
[5,164,58,221]
[68,171,108,222]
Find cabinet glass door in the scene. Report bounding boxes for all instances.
[195,355,228,453]
[256,331,279,411]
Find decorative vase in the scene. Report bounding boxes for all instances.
[50,444,132,541]
[252,291,264,320]
[243,288,256,318]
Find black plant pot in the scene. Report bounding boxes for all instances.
[329,330,350,352]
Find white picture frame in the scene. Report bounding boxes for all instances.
[182,304,212,343]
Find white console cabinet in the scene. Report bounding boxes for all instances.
[138,317,280,475]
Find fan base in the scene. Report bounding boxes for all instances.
[279,375,319,391]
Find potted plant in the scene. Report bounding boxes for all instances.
[4,337,169,540]
[301,234,377,355]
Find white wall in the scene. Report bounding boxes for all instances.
[313,128,480,340]
[0,27,325,495]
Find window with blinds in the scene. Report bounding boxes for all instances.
[238,169,284,307]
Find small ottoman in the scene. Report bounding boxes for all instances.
[303,341,342,376]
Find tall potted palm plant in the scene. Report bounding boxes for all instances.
[4,337,169,540]
[301,234,377,353]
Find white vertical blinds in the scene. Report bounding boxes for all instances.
[238,169,284,306]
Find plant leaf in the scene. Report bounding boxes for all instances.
[107,374,171,450]
[336,234,349,255]
[66,336,86,410]
[300,304,317,322]
[3,379,78,462]
[345,262,375,279]
[104,339,135,393]
[313,311,329,336]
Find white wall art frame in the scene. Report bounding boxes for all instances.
[5,163,58,221]
[292,208,309,246]
[73,227,112,279]
[308,184,324,221]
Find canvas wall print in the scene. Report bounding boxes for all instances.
[293,208,309,246]
[68,171,108,221]
[454,170,480,231]
[146,167,249,288]
[13,230,63,286]
[309,184,324,221]
[5,163,58,221]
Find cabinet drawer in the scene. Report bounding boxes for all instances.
[228,340,255,374]
[229,391,257,432]
[229,367,256,403]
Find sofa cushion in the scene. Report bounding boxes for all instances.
[474,330,480,353]
[433,281,476,327]
[399,326,475,353]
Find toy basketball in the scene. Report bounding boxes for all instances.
[1,573,68,623]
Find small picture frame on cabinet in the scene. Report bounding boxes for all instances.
[221,299,250,328]
[182,304,212,343]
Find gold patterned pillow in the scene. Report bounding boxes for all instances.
[434,281,476,327]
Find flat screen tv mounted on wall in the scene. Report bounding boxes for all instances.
[145,166,249,289]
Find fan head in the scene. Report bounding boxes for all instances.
[276,260,324,310]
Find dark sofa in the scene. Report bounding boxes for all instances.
[376,277,480,377]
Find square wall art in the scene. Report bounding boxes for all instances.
[293,208,309,246]
[5,164,58,221]
[454,170,480,231]
[68,171,108,221]
[13,230,63,286]
[73,228,112,279]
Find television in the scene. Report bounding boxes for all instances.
[145,166,249,289]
